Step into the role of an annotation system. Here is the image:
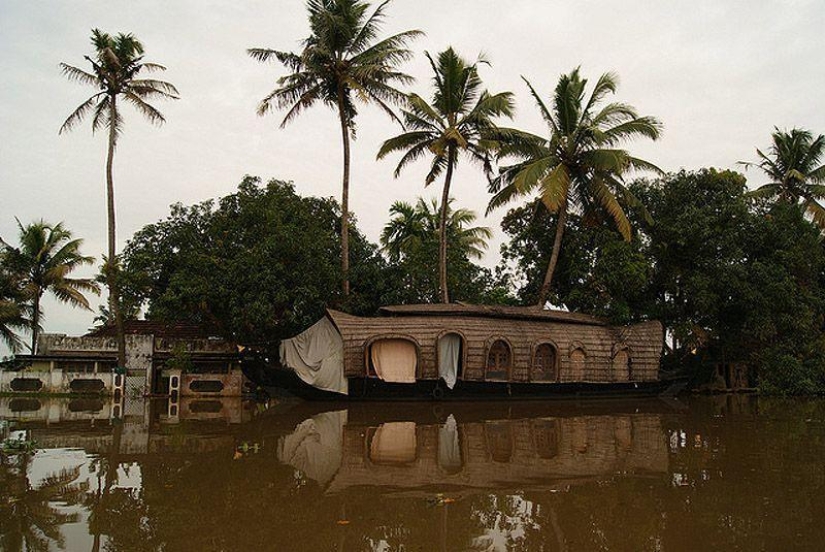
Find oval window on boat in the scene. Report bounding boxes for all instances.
[486,340,511,381]
[532,343,558,382]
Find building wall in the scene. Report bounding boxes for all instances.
[6,332,245,396]
[0,369,115,394]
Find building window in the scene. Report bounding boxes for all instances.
[613,349,631,381]
[486,340,511,380]
[569,347,586,381]
[532,343,558,382]
[56,360,95,373]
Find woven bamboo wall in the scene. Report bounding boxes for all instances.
[328,310,663,383]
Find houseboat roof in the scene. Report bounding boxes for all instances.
[377,303,607,326]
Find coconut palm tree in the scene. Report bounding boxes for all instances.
[487,68,662,307]
[741,127,825,227]
[377,47,515,303]
[0,264,29,353]
[249,0,422,297]
[59,29,178,366]
[1,221,99,354]
[381,197,492,262]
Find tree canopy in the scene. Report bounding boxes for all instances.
[489,68,661,307]
[0,221,98,353]
[249,0,422,296]
[378,47,515,302]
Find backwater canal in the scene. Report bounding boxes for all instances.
[1,395,823,551]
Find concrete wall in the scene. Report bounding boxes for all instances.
[0,369,115,394]
[13,332,245,397]
[180,369,245,397]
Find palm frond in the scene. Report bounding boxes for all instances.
[59,93,104,134]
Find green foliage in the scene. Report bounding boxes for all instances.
[248,0,421,128]
[499,200,651,322]
[164,343,193,373]
[632,169,752,351]
[377,46,515,302]
[742,127,825,227]
[60,29,179,137]
[0,221,99,353]
[380,198,510,305]
[488,68,661,306]
[499,168,825,393]
[120,176,388,348]
[0,436,38,455]
[0,262,29,353]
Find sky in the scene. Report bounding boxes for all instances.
[1,0,824,350]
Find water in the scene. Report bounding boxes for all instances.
[1,395,823,551]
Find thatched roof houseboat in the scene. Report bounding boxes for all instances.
[247,304,668,399]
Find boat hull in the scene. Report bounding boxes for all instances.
[243,357,684,401]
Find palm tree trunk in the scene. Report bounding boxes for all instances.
[30,293,40,354]
[337,90,351,297]
[438,150,455,304]
[106,96,127,368]
[536,202,568,308]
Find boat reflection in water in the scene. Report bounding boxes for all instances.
[6,396,821,551]
[277,404,669,495]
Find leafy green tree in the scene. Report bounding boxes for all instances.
[633,169,825,392]
[378,47,515,302]
[629,169,754,355]
[0,221,98,353]
[119,176,388,347]
[488,68,661,307]
[499,200,651,323]
[60,29,179,367]
[248,0,421,297]
[741,127,825,227]
[381,197,491,262]
[380,197,502,304]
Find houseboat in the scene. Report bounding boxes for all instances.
[244,303,674,400]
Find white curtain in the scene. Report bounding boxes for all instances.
[438,334,461,389]
[370,339,417,383]
[280,317,348,394]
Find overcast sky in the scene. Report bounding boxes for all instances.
[1,0,824,350]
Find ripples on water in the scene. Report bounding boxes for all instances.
[1,395,824,551]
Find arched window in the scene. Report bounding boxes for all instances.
[367,338,418,383]
[532,343,558,382]
[486,340,511,380]
[569,347,586,381]
[613,348,631,381]
[437,333,463,389]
